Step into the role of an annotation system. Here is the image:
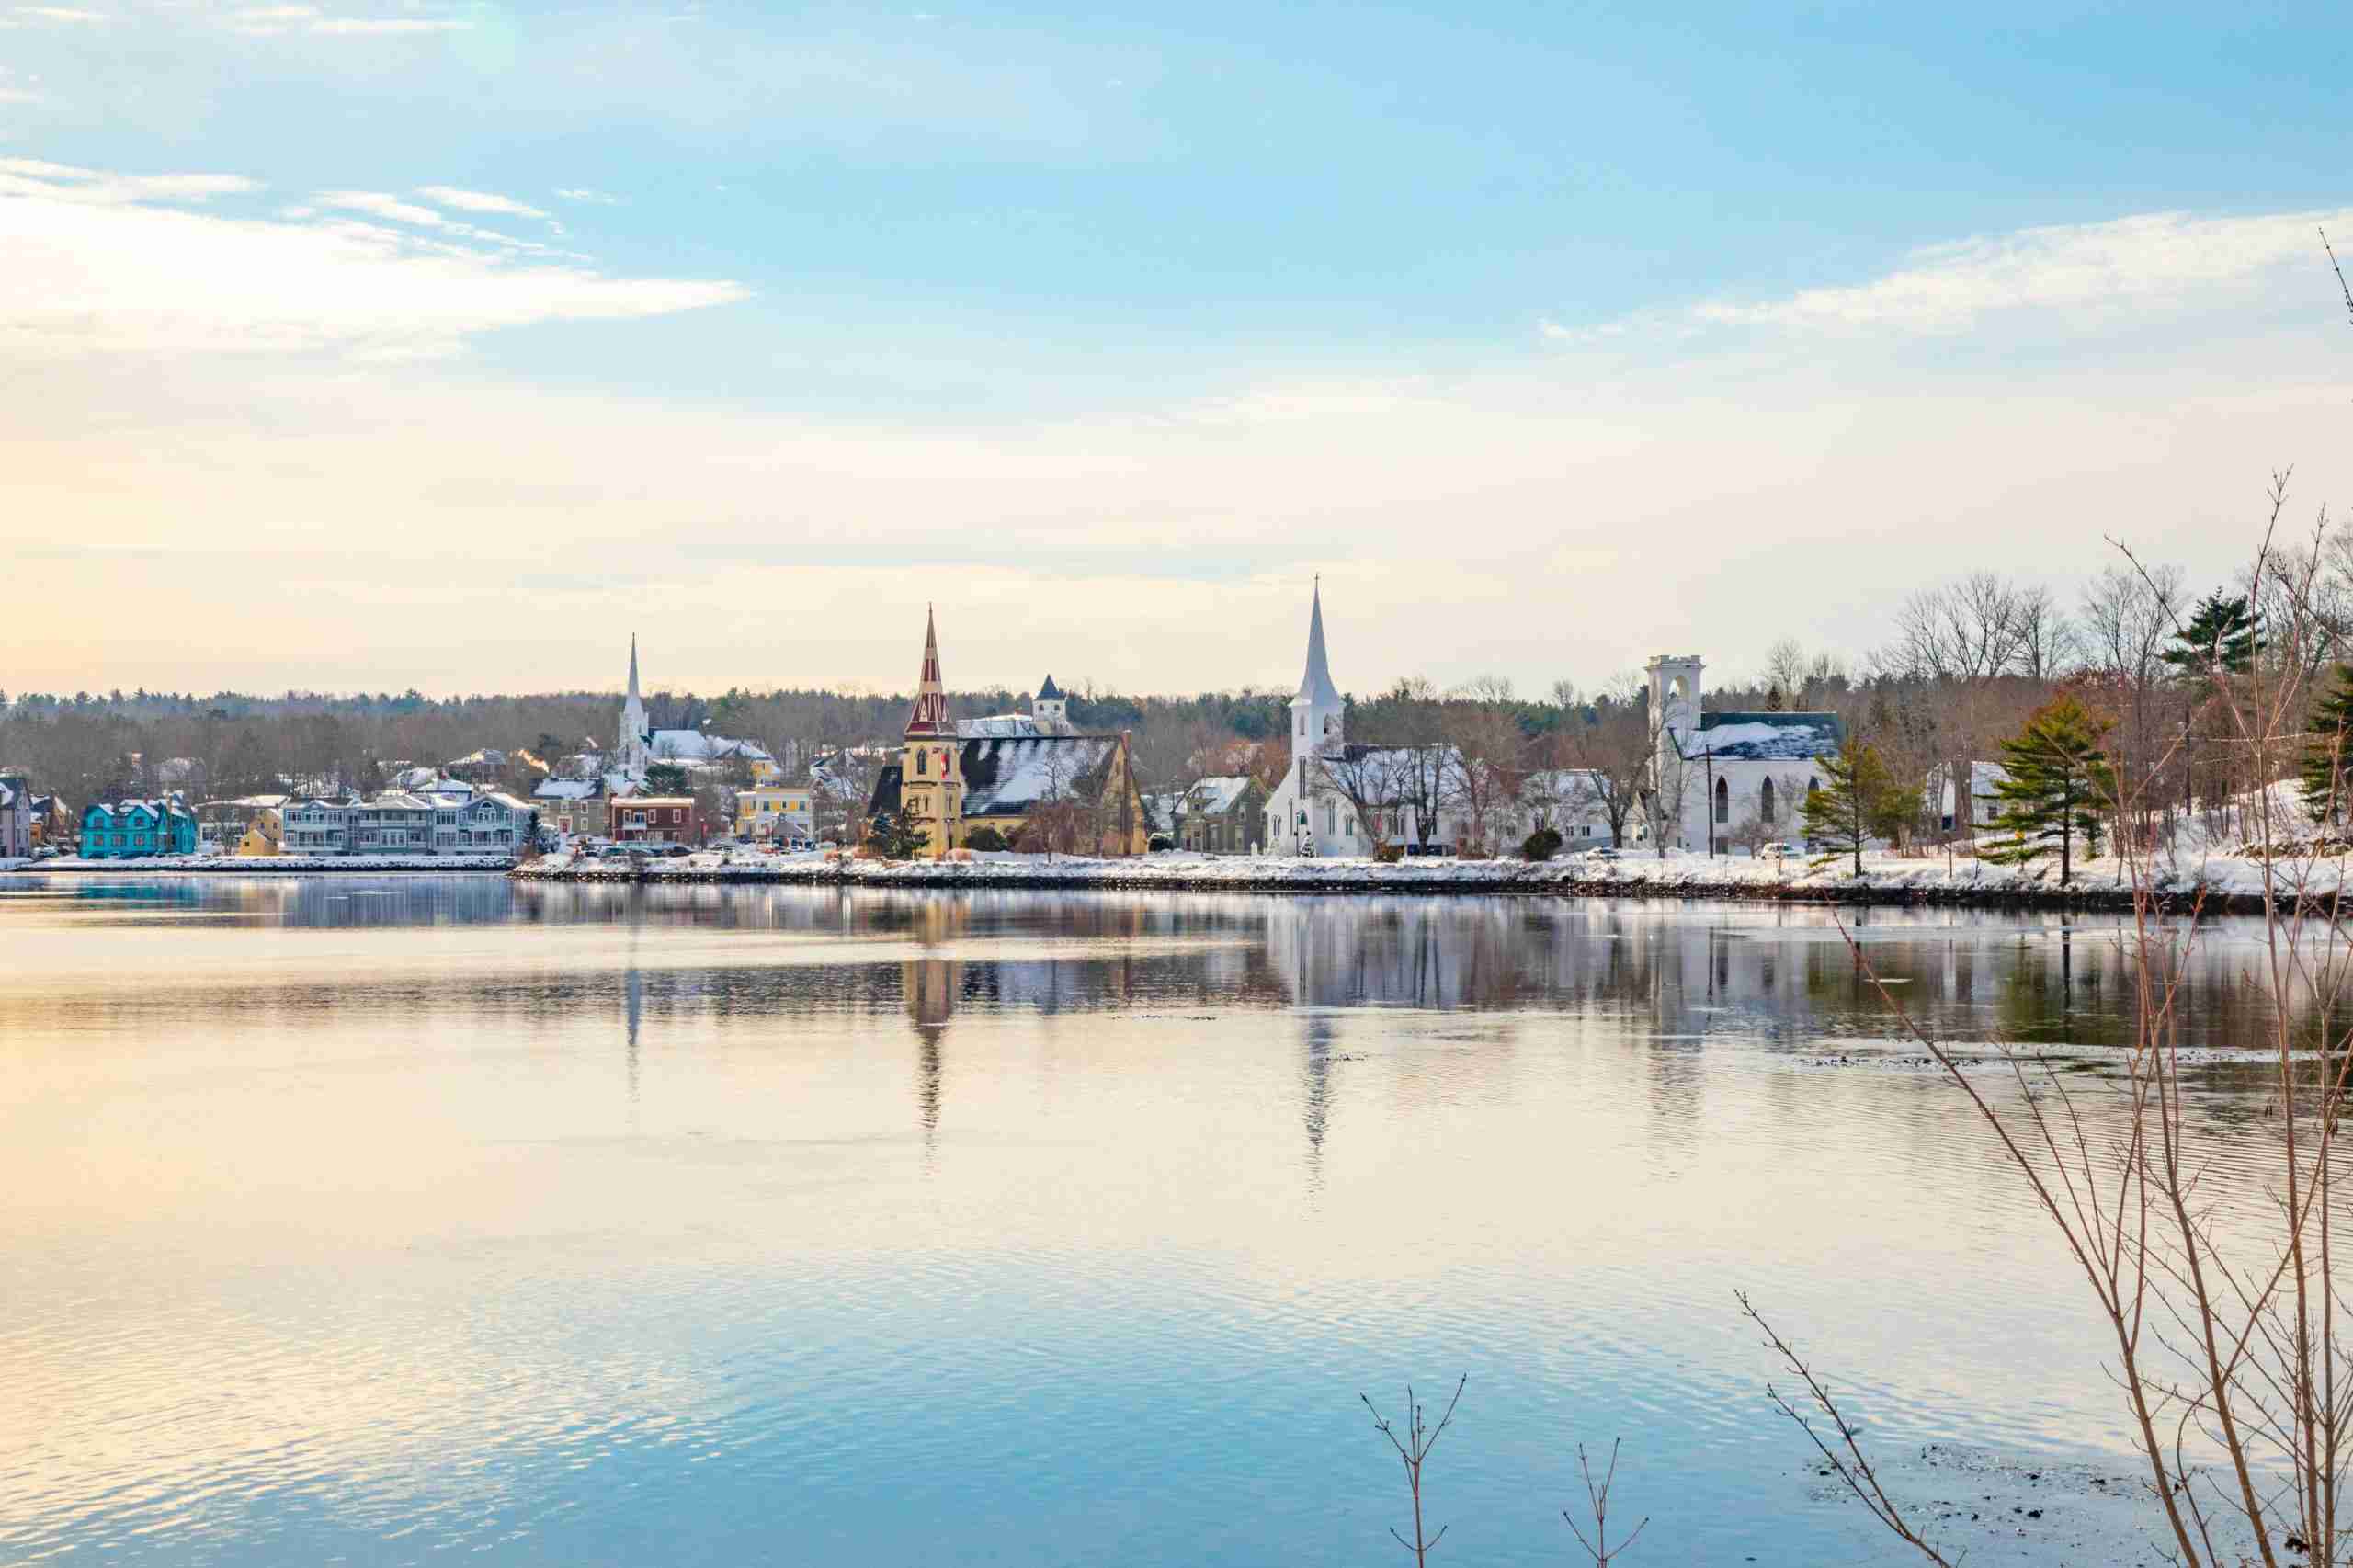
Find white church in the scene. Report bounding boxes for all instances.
[1644,654,1843,853]
[1260,585,1472,857]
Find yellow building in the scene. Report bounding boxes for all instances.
[866,609,1151,858]
[735,783,814,841]
[235,807,283,857]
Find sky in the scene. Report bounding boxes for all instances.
[2,0,2348,700]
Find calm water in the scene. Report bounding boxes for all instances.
[0,877,2290,1566]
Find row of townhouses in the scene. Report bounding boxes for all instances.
[281,790,538,856]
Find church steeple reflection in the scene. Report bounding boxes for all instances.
[904,899,969,1161]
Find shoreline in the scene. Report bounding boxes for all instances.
[0,855,516,874]
[1,854,2290,914]
[506,856,2276,914]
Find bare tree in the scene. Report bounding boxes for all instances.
[1560,673,1661,849]
[1875,572,2042,841]
[1317,745,1415,855]
[1797,518,2353,1568]
[1361,1376,1466,1568]
[1444,676,1527,856]
[1563,1439,1649,1567]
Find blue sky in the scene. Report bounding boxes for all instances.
[3,1,2348,696]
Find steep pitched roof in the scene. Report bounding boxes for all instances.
[904,607,950,737]
[1037,673,1063,700]
[1296,581,1342,709]
[961,734,1122,816]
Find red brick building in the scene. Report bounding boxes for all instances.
[610,795,703,845]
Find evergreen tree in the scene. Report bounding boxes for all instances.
[1982,695,2117,883]
[2301,665,2353,824]
[1801,736,1899,876]
[2160,590,2261,679]
[644,762,690,794]
[870,810,926,860]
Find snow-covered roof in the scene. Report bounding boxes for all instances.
[1688,711,1845,761]
[534,778,600,801]
[1938,761,2011,815]
[958,714,1042,738]
[648,730,772,763]
[961,735,1123,816]
[1182,775,1256,816]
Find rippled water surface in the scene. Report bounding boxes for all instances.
[0,876,2288,1565]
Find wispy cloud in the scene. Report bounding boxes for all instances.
[0,159,748,359]
[0,85,45,103]
[6,5,103,20]
[415,186,551,222]
[554,187,622,206]
[224,4,466,36]
[1549,207,2353,345]
[315,188,574,255]
[0,157,257,202]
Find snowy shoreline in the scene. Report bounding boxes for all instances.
[506,846,2305,913]
[1,854,516,873]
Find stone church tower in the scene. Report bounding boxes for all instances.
[899,608,963,857]
[1644,653,1702,846]
[1032,674,1070,733]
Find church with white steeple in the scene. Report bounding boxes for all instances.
[617,633,652,780]
[1262,582,1352,855]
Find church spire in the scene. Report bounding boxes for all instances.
[904,606,949,737]
[627,632,640,703]
[1297,577,1341,709]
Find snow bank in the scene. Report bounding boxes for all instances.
[512,839,2314,907]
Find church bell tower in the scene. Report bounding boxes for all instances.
[900,608,963,857]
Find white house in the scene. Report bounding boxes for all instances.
[1647,654,1844,854]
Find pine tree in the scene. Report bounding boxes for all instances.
[1982,695,2117,884]
[1801,736,1898,877]
[871,810,926,860]
[2160,590,2261,679]
[2301,665,2353,824]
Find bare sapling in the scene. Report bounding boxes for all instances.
[1361,1375,1466,1567]
[1736,1292,1956,1568]
[1563,1437,1650,1566]
[1790,496,2353,1566]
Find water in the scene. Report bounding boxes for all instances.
[0,876,2290,1565]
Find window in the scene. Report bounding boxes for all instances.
[1297,712,1306,737]
[1760,777,1776,825]
[1714,777,1729,824]
[915,749,927,776]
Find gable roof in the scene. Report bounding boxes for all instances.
[1686,711,1845,761]
[1182,775,1256,816]
[961,734,1123,816]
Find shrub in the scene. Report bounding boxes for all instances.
[962,825,1007,852]
[1372,843,1404,864]
[1520,826,1563,862]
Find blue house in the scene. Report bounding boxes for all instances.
[80,796,200,859]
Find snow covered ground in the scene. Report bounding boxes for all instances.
[516,831,2321,906]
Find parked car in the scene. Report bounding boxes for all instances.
[1584,846,1624,862]
[1760,841,1801,860]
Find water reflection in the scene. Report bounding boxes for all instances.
[0,876,2303,1568]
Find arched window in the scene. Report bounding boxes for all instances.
[915,749,927,776]
[1714,776,1729,824]
[1297,712,1306,737]
[1808,777,1819,795]
[1760,777,1777,825]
